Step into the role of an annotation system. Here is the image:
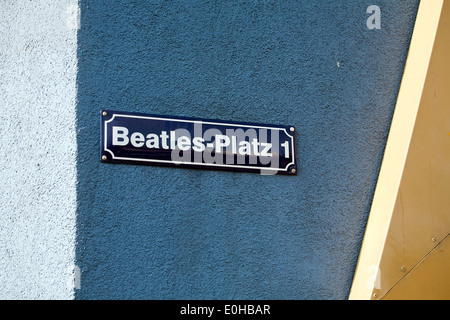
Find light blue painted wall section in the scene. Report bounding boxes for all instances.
[75,1,419,299]
[0,1,78,299]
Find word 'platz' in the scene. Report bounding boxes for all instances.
[101,111,297,175]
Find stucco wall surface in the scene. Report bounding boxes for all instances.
[75,0,419,300]
[1,0,420,300]
[0,1,78,299]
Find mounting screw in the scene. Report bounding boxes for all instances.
[432,237,437,242]
[400,266,406,272]
[102,155,107,161]
[290,127,295,132]
[291,168,296,174]
[373,293,378,298]
[102,111,107,116]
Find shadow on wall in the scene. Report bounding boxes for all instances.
[74,0,419,299]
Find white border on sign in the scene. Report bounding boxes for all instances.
[103,113,296,172]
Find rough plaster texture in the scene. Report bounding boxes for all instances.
[0,1,78,299]
[74,0,419,300]
[0,0,420,300]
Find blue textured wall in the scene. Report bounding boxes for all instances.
[75,0,419,299]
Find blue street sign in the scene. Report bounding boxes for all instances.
[101,110,297,175]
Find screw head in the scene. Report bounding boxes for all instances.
[400,266,406,272]
[290,127,295,132]
[432,237,437,242]
[291,168,296,174]
[101,155,107,161]
[102,111,108,116]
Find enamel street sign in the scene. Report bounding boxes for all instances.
[100,110,297,175]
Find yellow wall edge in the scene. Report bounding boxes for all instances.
[349,0,446,300]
